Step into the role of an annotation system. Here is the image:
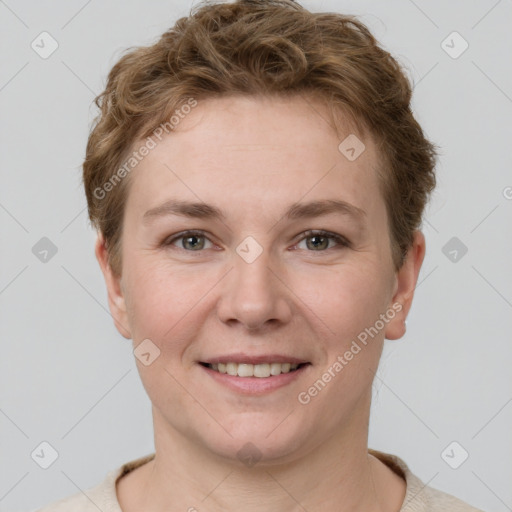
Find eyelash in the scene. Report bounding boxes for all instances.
[163,229,350,253]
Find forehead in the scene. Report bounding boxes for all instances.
[125,95,384,223]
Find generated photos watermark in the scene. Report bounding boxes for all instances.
[93,97,198,200]
[297,302,403,405]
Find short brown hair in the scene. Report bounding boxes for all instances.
[83,0,437,276]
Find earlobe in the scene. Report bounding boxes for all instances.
[384,231,426,341]
[94,233,132,339]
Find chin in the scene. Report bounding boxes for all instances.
[197,415,315,467]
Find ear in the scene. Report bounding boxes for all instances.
[94,233,132,339]
[384,230,426,340]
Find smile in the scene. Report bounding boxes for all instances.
[201,362,308,378]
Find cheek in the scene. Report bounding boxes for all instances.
[293,266,388,415]
[123,259,200,340]
[290,262,391,342]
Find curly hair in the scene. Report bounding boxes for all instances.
[83,0,437,276]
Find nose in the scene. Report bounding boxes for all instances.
[216,247,293,332]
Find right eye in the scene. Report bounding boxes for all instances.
[164,230,215,251]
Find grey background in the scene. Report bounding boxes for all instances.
[1,0,511,511]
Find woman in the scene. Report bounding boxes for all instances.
[39,0,483,510]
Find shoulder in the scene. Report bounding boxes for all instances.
[37,491,101,512]
[35,453,156,512]
[368,448,485,512]
[36,472,117,512]
[415,484,485,512]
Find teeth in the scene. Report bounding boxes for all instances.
[270,363,282,376]
[253,363,270,377]
[226,362,237,376]
[237,364,253,377]
[207,362,302,377]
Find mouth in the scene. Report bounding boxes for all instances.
[198,357,312,394]
[199,361,310,378]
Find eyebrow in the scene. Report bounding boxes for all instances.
[143,198,367,226]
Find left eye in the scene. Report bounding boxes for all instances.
[294,230,349,251]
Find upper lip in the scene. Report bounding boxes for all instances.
[200,353,310,365]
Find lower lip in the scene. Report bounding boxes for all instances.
[199,364,310,394]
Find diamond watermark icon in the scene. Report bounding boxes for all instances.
[31,441,59,469]
[237,442,262,467]
[236,236,263,264]
[441,31,469,59]
[32,237,58,263]
[31,32,59,59]
[442,236,468,263]
[441,441,469,469]
[134,338,161,366]
[338,134,366,161]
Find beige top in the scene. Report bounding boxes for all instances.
[37,449,484,511]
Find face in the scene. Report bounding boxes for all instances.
[97,94,424,464]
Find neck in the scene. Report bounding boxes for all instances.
[120,402,403,512]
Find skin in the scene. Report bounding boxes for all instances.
[95,94,425,512]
